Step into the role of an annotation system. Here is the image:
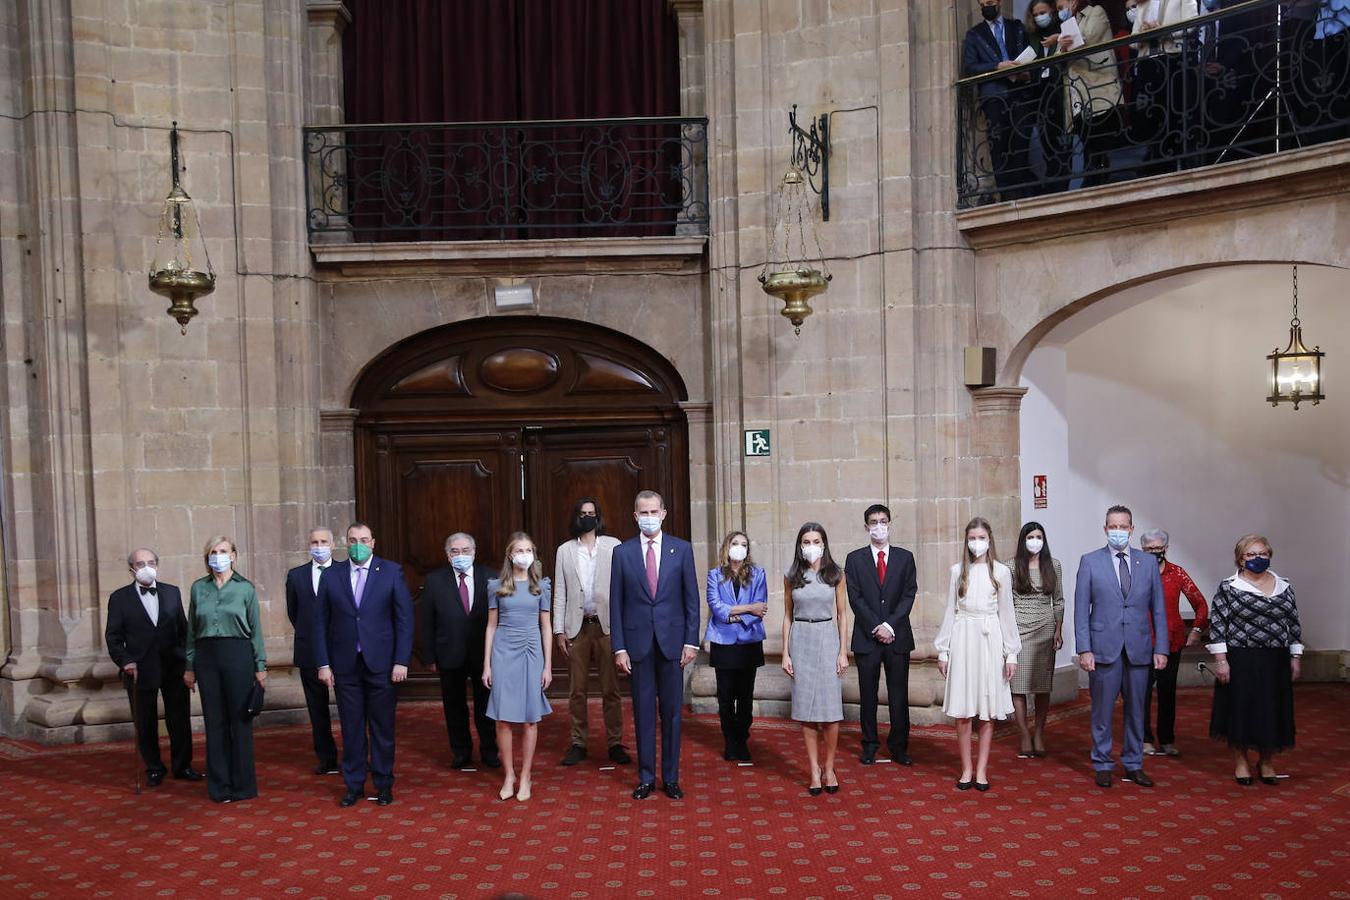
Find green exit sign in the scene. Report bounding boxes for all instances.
[743,429,771,457]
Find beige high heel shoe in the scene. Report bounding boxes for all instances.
[498,779,516,801]
[516,780,532,802]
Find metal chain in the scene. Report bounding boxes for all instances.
[1291,265,1300,328]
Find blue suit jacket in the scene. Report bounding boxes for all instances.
[1074,546,1168,665]
[285,562,322,669]
[313,557,414,676]
[962,17,1031,99]
[704,566,768,646]
[608,533,700,663]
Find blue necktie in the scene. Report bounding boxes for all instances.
[992,20,1009,61]
[1117,552,1132,598]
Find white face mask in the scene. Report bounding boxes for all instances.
[208,552,232,573]
[637,514,662,536]
[968,539,991,559]
[868,523,889,543]
[1035,12,1053,28]
[1107,529,1131,550]
[1126,7,1138,23]
[1025,537,1044,555]
[728,544,748,562]
[310,545,332,564]
[801,544,824,564]
[511,552,535,570]
[134,566,157,586]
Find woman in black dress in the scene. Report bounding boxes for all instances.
[1207,534,1302,785]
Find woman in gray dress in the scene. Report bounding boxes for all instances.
[1009,522,1064,758]
[483,532,553,802]
[781,522,849,796]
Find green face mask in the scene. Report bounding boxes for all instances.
[348,542,373,564]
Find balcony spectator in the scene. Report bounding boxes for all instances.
[963,0,1035,201]
[1297,0,1350,142]
[1057,0,1125,187]
[1024,1,1073,192]
[1132,0,1202,175]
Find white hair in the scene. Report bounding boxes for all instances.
[1140,529,1169,547]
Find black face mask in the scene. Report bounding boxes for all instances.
[578,515,598,533]
[1148,550,1166,563]
[981,5,1000,21]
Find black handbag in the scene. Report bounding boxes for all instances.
[243,680,265,720]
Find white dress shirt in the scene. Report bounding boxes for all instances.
[870,543,895,637]
[1110,545,1133,589]
[139,584,159,626]
[575,539,599,616]
[311,561,330,595]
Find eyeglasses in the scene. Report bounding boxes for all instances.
[1243,551,1271,560]
[447,548,474,556]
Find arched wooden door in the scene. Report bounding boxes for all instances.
[349,316,690,692]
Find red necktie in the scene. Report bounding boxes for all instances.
[459,572,471,614]
[877,549,887,584]
[645,540,658,596]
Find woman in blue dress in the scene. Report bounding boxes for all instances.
[483,532,553,801]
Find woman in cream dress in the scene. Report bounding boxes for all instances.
[935,517,1021,791]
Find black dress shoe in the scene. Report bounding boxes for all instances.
[632,782,655,800]
[173,768,206,781]
[339,789,363,807]
[663,782,684,800]
[450,754,472,770]
[608,744,632,765]
[314,764,340,776]
[736,743,753,763]
[722,743,737,761]
[956,779,974,791]
[859,749,877,766]
[1124,769,1154,787]
[974,781,991,792]
[481,754,501,769]
[376,788,393,806]
[561,744,587,766]
[893,754,913,767]
[146,771,165,787]
[1095,771,1113,789]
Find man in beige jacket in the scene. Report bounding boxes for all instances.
[553,497,631,766]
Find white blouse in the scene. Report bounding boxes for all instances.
[934,560,1022,664]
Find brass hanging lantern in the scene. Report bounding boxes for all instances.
[759,168,831,336]
[149,122,215,334]
[1266,265,1324,409]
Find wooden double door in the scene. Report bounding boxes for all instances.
[349,316,691,690]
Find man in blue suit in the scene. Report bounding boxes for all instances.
[1074,505,1168,789]
[609,490,699,800]
[285,527,339,776]
[962,0,1034,200]
[315,521,414,807]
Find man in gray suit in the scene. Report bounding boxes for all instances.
[1074,505,1168,789]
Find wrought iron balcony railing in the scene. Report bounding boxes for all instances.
[304,116,709,242]
[956,0,1350,209]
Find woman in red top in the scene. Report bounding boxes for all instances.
[1140,529,1209,756]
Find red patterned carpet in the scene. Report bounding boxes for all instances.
[2,684,1349,899]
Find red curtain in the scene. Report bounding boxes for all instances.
[339,0,683,240]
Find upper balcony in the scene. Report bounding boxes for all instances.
[955,0,1350,244]
[303,116,709,274]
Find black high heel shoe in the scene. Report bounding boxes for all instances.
[956,779,974,791]
[808,768,823,796]
[823,770,839,794]
[1234,775,1253,786]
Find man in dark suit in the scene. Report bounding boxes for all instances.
[844,504,919,767]
[285,527,339,775]
[609,490,699,800]
[105,547,203,786]
[1074,504,1168,789]
[420,531,499,770]
[962,0,1034,200]
[315,521,414,807]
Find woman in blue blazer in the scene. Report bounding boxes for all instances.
[705,531,768,762]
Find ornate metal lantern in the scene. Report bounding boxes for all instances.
[1266,265,1324,409]
[759,168,831,336]
[149,123,215,334]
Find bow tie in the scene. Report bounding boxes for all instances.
[140,585,157,596]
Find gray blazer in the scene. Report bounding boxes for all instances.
[552,535,621,639]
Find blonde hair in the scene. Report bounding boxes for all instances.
[497,531,544,596]
[202,535,237,575]
[1233,534,1273,569]
[957,517,998,599]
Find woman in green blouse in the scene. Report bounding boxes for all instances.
[185,535,266,802]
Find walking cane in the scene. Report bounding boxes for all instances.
[126,668,141,795]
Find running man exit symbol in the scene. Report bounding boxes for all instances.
[744,429,771,457]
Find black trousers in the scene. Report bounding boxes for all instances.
[1145,650,1183,745]
[856,650,910,755]
[123,665,193,776]
[437,663,496,761]
[299,666,338,769]
[195,637,258,802]
[981,94,1033,201]
[714,667,757,748]
[334,654,398,792]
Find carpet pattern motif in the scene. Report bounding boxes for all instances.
[2,685,1348,899]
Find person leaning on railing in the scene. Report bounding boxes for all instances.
[1131,0,1203,175]
[962,0,1036,201]
[1024,1,1072,192]
[1056,0,1125,187]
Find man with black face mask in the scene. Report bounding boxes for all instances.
[962,0,1034,201]
[553,497,630,767]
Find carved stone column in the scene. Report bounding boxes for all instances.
[968,386,1028,542]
